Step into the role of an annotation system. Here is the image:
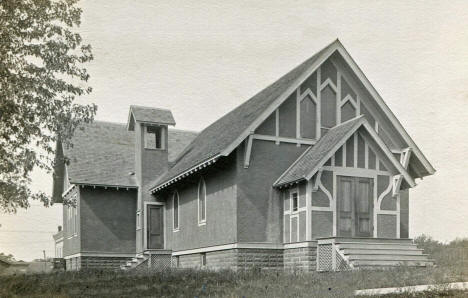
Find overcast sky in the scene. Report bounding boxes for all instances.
[1,0,467,261]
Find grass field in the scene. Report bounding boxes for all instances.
[1,236,466,297]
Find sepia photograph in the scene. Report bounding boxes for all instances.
[0,0,467,297]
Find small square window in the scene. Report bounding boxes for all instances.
[292,193,298,212]
[201,253,206,267]
[145,125,164,149]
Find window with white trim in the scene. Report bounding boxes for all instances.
[292,192,298,212]
[198,178,206,225]
[173,191,179,231]
[73,201,77,236]
[67,193,78,237]
[67,205,72,234]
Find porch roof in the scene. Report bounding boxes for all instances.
[273,116,416,188]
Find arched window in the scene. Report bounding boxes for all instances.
[198,178,206,224]
[173,191,179,230]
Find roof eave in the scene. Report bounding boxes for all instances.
[71,182,138,189]
[334,41,435,176]
[150,154,221,193]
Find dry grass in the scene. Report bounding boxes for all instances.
[1,237,467,297]
[0,263,466,298]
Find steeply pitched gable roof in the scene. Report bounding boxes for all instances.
[63,121,197,188]
[127,105,176,130]
[274,117,363,187]
[149,40,338,191]
[274,116,416,188]
[150,39,435,192]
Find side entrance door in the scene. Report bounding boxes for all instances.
[147,205,164,249]
[337,176,373,237]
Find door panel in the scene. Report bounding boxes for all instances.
[148,205,164,249]
[337,176,373,237]
[355,178,373,237]
[338,177,354,237]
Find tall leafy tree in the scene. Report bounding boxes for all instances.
[0,0,96,212]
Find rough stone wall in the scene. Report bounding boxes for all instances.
[177,253,202,269]
[236,248,283,270]
[284,246,317,272]
[65,257,81,271]
[176,248,283,271]
[79,256,132,270]
[205,250,237,270]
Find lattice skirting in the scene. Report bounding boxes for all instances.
[148,254,172,271]
[317,244,333,271]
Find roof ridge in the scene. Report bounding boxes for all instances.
[168,128,199,134]
[91,120,126,126]
[130,104,172,111]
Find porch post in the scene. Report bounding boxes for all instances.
[306,179,312,241]
[331,240,337,271]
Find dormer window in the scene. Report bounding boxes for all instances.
[144,125,165,149]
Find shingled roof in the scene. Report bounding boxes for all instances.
[63,121,197,187]
[149,40,338,191]
[273,116,417,188]
[128,105,176,130]
[274,117,364,187]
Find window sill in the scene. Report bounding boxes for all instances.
[198,221,206,227]
[173,228,180,232]
[144,147,166,151]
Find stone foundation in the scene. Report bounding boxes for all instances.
[64,244,320,271]
[284,243,317,272]
[175,248,283,271]
[65,256,133,270]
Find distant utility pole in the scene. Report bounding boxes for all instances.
[43,250,46,271]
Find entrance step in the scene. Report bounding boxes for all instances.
[348,254,430,261]
[317,237,435,271]
[337,242,416,250]
[120,255,149,271]
[338,239,434,269]
[342,248,424,255]
[333,237,414,244]
[352,259,435,267]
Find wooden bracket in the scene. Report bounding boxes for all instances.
[392,174,402,197]
[243,134,254,168]
[401,148,412,169]
[312,169,323,192]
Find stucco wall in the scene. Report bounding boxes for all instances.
[236,139,307,243]
[80,187,137,254]
[163,153,238,251]
[278,93,297,138]
[400,189,409,238]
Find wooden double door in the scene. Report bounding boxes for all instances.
[337,176,374,237]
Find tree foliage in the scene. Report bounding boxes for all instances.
[0,0,96,212]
